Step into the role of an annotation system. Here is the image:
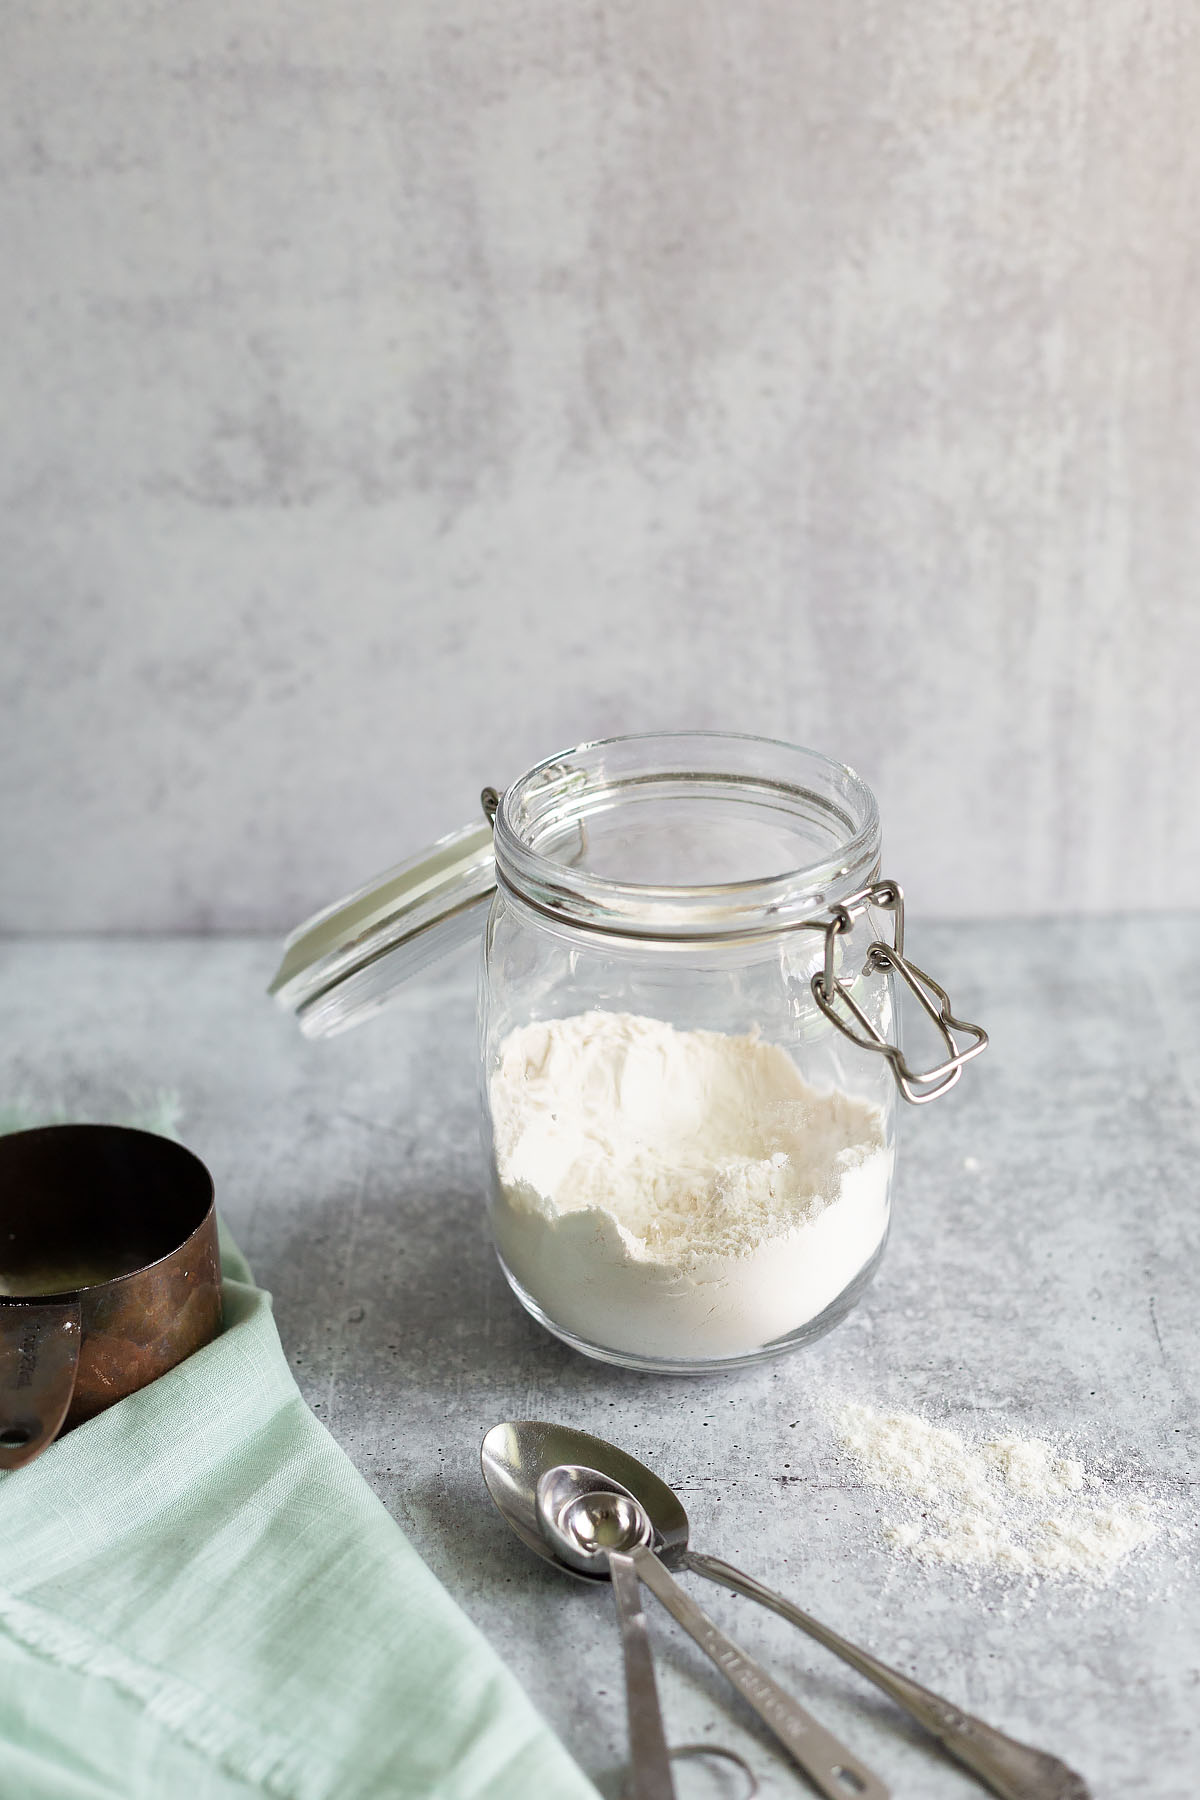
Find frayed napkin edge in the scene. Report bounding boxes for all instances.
[0,1586,334,1800]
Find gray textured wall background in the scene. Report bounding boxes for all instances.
[2,0,1198,932]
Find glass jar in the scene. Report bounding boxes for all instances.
[270,732,985,1373]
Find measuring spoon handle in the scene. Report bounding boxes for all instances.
[685,1552,1091,1800]
[608,1549,677,1800]
[631,1547,887,1800]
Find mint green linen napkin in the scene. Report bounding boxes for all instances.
[0,1229,600,1800]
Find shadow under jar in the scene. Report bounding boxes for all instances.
[271,733,986,1374]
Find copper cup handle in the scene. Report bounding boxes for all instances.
[0,1300,83,1471]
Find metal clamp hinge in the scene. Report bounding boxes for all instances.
[809,882,988,1105]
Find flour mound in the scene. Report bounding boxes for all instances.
[489,1012,891,1361]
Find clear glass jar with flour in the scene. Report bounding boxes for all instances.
[270,733,986,1372]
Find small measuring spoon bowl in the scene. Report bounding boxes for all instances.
[536,1467,675,1800]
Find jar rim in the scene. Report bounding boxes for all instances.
[493,730,881,940]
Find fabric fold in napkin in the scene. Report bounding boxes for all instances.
[0,1231,599,1800]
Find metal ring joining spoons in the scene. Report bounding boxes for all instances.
[669,1744,759,1798]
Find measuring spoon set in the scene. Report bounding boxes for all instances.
[481,1420,1091,1800]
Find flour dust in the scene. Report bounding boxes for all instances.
[833,1404,1181,1590]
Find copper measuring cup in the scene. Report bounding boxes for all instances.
[0,1124,222,1472]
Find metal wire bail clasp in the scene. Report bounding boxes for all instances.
[811,882,988,1104]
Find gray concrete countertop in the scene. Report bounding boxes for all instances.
[1,922,1196,1798]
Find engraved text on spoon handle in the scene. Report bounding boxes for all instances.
[632,1548,888,1800]
[684,1552,1091,1800]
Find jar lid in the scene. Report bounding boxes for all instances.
[267,819,496,1037]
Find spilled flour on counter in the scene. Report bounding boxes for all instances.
[836,1405,1159,1585]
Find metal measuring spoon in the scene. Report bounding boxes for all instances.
[482,1422,1092,1800]
[530,1460,886,1800]
[535,1467,677,1800]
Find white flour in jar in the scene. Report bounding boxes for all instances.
[488,1011,891,1361]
